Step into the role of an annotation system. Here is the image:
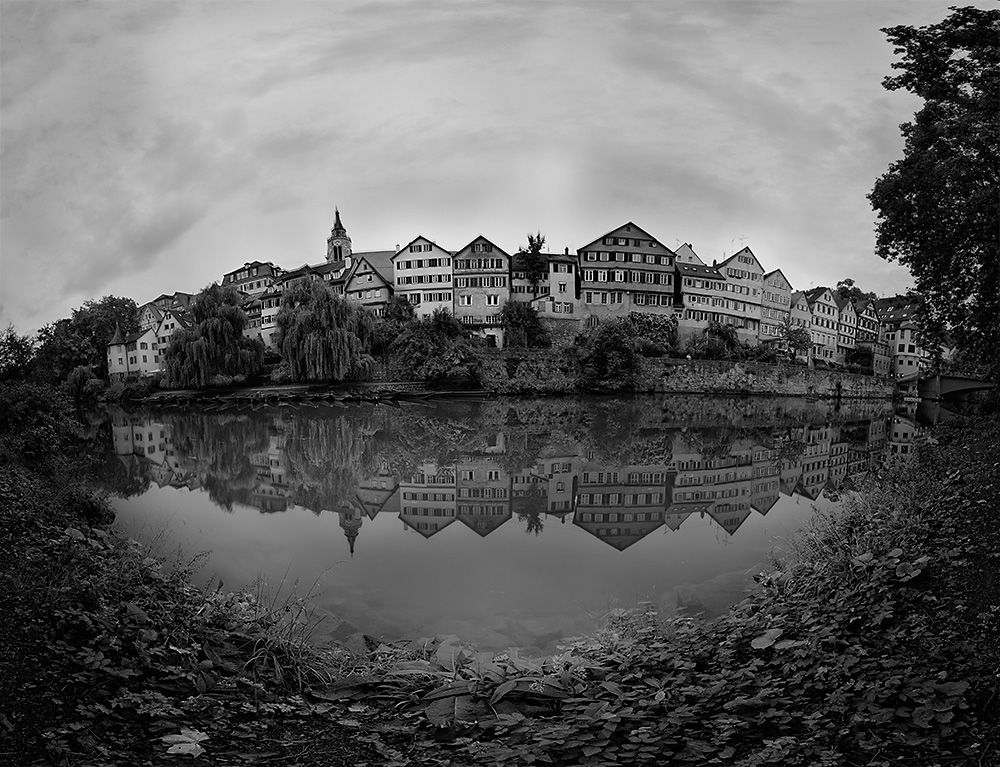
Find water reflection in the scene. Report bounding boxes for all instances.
[108,397,894,553]
[105,395,896,652]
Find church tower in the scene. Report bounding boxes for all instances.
[338,506,363,558]
[326,207,352,264]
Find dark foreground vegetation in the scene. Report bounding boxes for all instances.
[1,382,998,766]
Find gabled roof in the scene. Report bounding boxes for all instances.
[346,250,396,286]
[673,243,704,265]
[718,246,764,271]
[577,222,675,254]
[763,268,791,286]
[157,309,192,331]
[834,295,855,313]
[804,286,834,304]
[454,235,510,258]
[391,235,452,261]
[124,327,156,344]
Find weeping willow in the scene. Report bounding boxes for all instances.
[274,281,374,382]
[163,285,264,389]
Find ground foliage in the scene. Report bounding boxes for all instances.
[388,412,1000,766]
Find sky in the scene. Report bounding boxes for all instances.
[1,0,989,334]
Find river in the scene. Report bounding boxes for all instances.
[103,394,897,654]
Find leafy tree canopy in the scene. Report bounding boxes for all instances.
[780,317,813,356]
[868,6,1000,374]
[372,295,417,355]
[686,320,744,360]
[32,296,139,383]
[274,280,374,382]
[835,278,878,304]
[501,300,551,349]
[0,324,37,382]
[391,308,483,388]
[575,319,642,392]
[163,284,264,389]
[517,232,548,292]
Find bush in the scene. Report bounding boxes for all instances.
[635,337,666,358]
[574,320,642,392]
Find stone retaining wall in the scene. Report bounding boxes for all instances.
[481,351,895,398]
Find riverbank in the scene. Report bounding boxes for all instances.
[127,357,894,407]
[2,383,995,766]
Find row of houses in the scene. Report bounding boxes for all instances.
[111,410,895,554]
[108,210,928,381]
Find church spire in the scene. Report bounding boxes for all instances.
[327,207,352,263]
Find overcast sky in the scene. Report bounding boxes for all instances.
[1,0,987,333]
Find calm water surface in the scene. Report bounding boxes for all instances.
[105,394,896,654]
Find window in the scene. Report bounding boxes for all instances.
[459,295,472,306]
[558,283,567,293]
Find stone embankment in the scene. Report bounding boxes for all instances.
[484,351,895,398]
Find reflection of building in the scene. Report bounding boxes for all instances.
[750,445,781,514]
[669,435,756,536]
[795,424,832,500]
[353,462,400,520]
[109,403,900,555]
[455,457,511,537]
[249,432,290,513]
[398,462,457,538]
[888,415,921,457]
[573,462,670,550]
[338,506,364,556]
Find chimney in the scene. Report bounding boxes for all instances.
[564,247,569,255]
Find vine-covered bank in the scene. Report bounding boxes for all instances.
[0,382,996,766]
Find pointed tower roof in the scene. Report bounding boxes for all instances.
[333,206,344,233]
[109,323,125,346]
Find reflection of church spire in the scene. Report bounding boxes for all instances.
[338,507,363,558]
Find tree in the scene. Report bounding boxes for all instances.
[31,296,139,383]
[501,300,551,349]
[834,278,878,304]
[372,295,416,355]
[72,296,141,379]
[623,312,678,356]
[575,319,641,392]
[868,7,1000,374]
[274,280,374,382]
[391,308,483,387]
[687,320,743,360]
[162,284,265,389]
[516,232,548,296]
[0,324,36,382]
[33,319,95,385]
[780,317,813,363]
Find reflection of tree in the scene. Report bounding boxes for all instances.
[161,411,271,511]
[681,427,739,462]
[282,413,380,513]
[514,488,547,536]
[499,428,545,475]
[83,412,152,498]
